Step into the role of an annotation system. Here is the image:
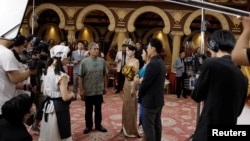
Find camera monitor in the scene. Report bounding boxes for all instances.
[0,0,29,40]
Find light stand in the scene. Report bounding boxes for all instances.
[31,0,38,35]
[31,0,35,34]
[186,0,206,140]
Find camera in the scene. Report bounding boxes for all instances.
[26,37,49,69]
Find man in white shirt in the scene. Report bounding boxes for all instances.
[0,38,36,117]
[114,44,128,93]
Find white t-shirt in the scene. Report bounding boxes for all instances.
[15,62,31,96]
[0,45,20,114]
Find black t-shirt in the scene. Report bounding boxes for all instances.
[0,119,32,141]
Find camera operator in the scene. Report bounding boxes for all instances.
[0,38,37,119]
[25,36,49,134]
[19,34,34,64]
[192,48,207,74]
[10,34,33,96]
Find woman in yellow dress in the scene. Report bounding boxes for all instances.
[121,44,141,138]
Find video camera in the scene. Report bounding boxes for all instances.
[26,37,49,70]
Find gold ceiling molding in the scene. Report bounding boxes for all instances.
[60,6,82,19]
[110,7,135,22]
[165,9,192,28]
[76,4,115,31]
[228,15,241,28]
[228,15,242,32]
[127,6,170,34]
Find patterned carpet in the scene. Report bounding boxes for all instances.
[32,89,198,141]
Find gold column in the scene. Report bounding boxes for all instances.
[114,28,129,50]
[67,29,76,43]
[171,31,184,73]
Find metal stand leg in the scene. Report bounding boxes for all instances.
[186,102,201,141]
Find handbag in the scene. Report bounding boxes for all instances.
[122,65,137,81]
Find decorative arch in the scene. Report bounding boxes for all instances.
[36,23,61,43]
[127,6,170,34]
[184,10,229,35]
[183,30,200,47]
[29,3,66,29]
[104,31,114,42]
[76,4,115,31]
[84,24,100,41]
[142,27,163,44]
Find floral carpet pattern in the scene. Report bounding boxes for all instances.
[32,89,198,141]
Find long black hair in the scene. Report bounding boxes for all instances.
[44,57,66,75]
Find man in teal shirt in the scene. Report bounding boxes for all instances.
[78,42,108,134]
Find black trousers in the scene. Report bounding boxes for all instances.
[117,71,125,92]
[176,74,185,97]
[84,95,103,129]
[143,106,163,141]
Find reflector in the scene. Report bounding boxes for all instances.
[0,0,29,40]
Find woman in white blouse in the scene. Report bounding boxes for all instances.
[39,45,74,141]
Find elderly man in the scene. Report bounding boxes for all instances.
[78,42,108,134]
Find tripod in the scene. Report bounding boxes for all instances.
[186,102,202,141]
[186,73,202,141]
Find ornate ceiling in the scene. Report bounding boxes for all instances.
[29,0,249,32]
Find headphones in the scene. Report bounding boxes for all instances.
[207,38,219,52]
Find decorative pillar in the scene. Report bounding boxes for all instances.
[64,25,76,43]
[171,31,184,73]
[67,29,76,43]
[114,28,129,50]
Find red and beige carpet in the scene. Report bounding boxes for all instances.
[31,89,198,141]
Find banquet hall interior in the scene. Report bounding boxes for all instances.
[13,0,250,140]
